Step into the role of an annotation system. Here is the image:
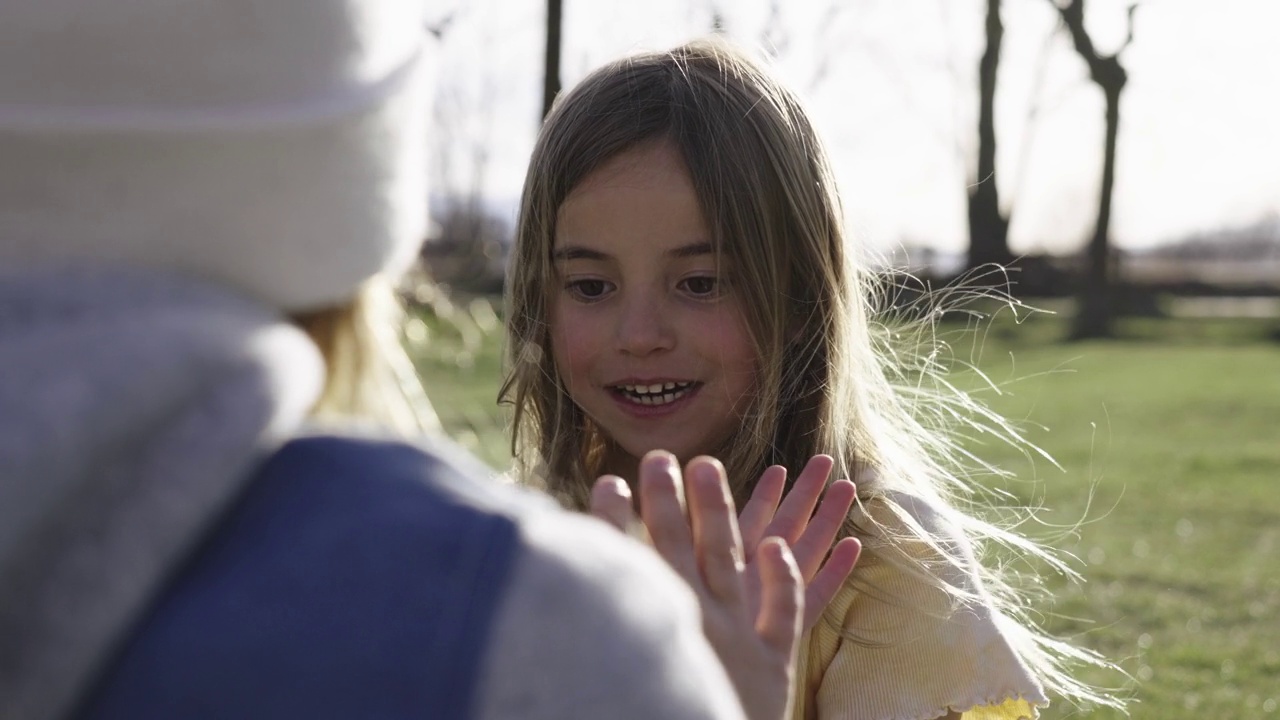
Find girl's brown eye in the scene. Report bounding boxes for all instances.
[566,279,612,300]
[680,276,720,297]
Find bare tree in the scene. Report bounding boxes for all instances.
[1047,0,1138,339]
[425,11,455,40]
[706,0,847,92]
[542,0,563,121]
[710,6,726,34]
[967,0,1014,273]
[423,9,509,295]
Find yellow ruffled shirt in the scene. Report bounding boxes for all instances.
[790,494,1049,720]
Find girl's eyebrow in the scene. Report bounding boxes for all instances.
[552,245,608,262]
[551,241,714,262]
[667,241,714,259]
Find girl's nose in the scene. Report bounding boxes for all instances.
[615,295,675,356]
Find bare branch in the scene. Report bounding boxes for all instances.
[425,12,456,40]
[710,6,727,34]
[1007,21,1061,219]
[1050,1,1103,73]
[1120,3,1141,53]
[763,0,788,57]
[1045,0,1127,89]
[804,2,849,92]
[936,0,967,169]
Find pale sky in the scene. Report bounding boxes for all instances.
[425,0,1280,255]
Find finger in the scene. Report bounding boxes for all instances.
[802,537,861,630]
[764,455,834,544]
[590,475,636,533]
[789,479,856,580]
[753,537,803,657]
[638,451,700,586]
[686,456,746,605]
[737,465,787,557]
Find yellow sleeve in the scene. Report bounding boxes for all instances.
[790,495,1049,720]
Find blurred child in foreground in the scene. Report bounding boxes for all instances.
[0,4,823,720]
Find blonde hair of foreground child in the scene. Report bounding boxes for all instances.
[294,279,440,437]
[500,38,1123,713]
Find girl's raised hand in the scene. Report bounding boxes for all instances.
[737,456,861,630]
[591,454,862,633]
[618,451,804,720]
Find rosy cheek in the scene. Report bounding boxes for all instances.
[549,306,597,391]
[706,306,760,398]
[708,309,756,364]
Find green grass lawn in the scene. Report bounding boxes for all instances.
[411,300,1280,719]
[950,312,1280,718]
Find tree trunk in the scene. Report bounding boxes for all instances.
[967,0,1014,274]
[1050,0,1136,339]
[1070,64,1126,339]
[541,0,563,121]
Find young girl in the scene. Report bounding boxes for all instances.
[502,39,1119,720]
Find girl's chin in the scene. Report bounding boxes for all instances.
[606,440,710,474]
[598,444,657,476]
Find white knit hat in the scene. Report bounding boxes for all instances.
[0,0,428,311]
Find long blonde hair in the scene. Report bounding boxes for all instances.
[501,38,1119,708]
[293,276,440,436]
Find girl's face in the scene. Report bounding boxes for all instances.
[550,140,759,476]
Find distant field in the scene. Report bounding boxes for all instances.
[410,300,1280,719]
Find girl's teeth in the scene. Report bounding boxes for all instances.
[622,382,690,394]
[619,383,693,406]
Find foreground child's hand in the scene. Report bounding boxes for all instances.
[636,451,803,720]
[737,455,861,629]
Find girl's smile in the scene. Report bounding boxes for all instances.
[608,379,702,414]
[549,140,758,477]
